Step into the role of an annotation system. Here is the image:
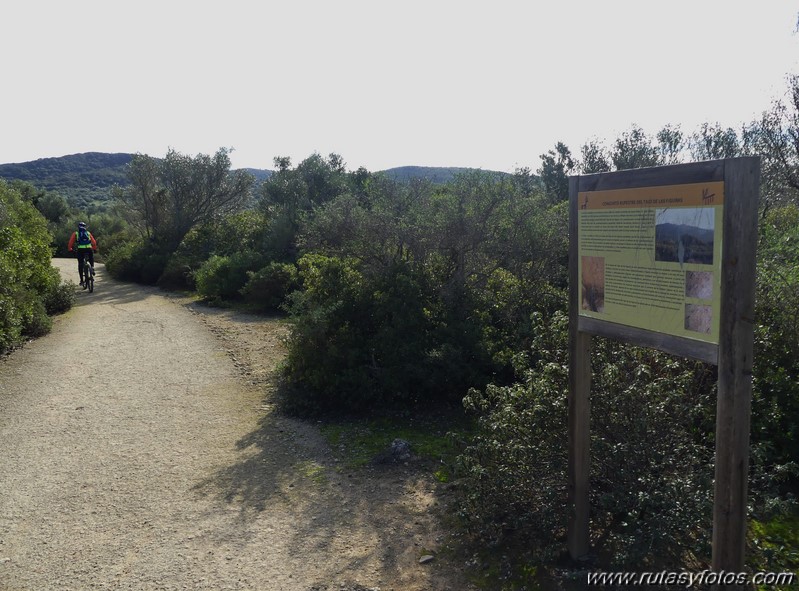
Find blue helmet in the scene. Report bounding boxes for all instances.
[78,222,86,228]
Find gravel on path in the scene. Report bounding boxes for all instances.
[0,259,474,591]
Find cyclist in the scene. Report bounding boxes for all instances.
[67,221,98,289]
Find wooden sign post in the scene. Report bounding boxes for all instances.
[567,157,760,580]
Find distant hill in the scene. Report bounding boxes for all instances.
[0,153,510,211]
[241,168,274,184]
[655,222,715,265]
[382,166,510,184]
[0,153,133,208]
[0,153,275,211]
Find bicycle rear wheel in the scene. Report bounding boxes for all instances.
[84,260,94,293]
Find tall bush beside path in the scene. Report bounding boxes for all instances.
[109,148,254,285]
[0,180,72,352]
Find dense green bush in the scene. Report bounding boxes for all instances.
[157,253,198,290]
[455,205,799,574]
[0,180,70,352]
[282,254,452,414]
[240,261,300,312]
[103,211,268,290]
[457,312,571,564]
[458,312,717,570]
[103,238,146,283]
[103,235,178,285]
[158,212,267,291]
[751,204,799,487]
[195,250,264,304]
[281,254,380,414]
[279,170,560,415]
[43,280,76,315]
[20,296,52,338]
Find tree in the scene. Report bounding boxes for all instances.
[259,152,351,261]
[511,166,539,198]
[112,153,164,240]
[261,153,349,215]
[273,156,292,172]
[580,139,612,174]
[538,142,575,204]
[36,192,70,224]
[114,148,254,251]
[749,75,799,209]
[688,122,741,161]
[9,180,69,224]
[657,124,685,165]
[159,148,253,250]
[611,125,662,170]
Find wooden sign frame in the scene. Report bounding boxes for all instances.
[567,157,760,577]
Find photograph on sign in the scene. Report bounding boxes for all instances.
[577,182,724,344]
[581,256,605,312]
[655,207,715,265]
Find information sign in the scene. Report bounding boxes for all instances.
[577,182,723,344]
[568,158,760,587]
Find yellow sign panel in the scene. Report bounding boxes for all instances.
[577,181,723,344]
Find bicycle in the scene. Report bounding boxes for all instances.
[82,255,95,293]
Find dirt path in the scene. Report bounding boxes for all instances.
[0,259,475,591]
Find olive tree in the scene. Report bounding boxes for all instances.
[114,147,254,251]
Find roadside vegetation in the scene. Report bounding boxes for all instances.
[4,74,799,588]
[0,180,75,354]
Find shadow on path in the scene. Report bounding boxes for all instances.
[54,258,161,307]
[190,393,461,588]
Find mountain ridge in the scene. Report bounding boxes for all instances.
[0,152,513,210]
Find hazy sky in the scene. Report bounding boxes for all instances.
[656,207,715,230]
[2,1,798,173]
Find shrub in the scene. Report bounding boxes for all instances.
[43,280,76,315]
[280,254,372,414]
[103,239,145,282]
[103,238,170,285]
[457,312,571,564]
[195,250,263,304]
[157,212,268,291]
[588,340,715,568]
[457,312,716,571]
[0,180,68,351]
[240,262,299,311]
[138,250,170,285]
[752,204,799,473]
[21,296,52,337]
[157,253,197,290]
[281,254,464,415]
[0,292,24,351]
